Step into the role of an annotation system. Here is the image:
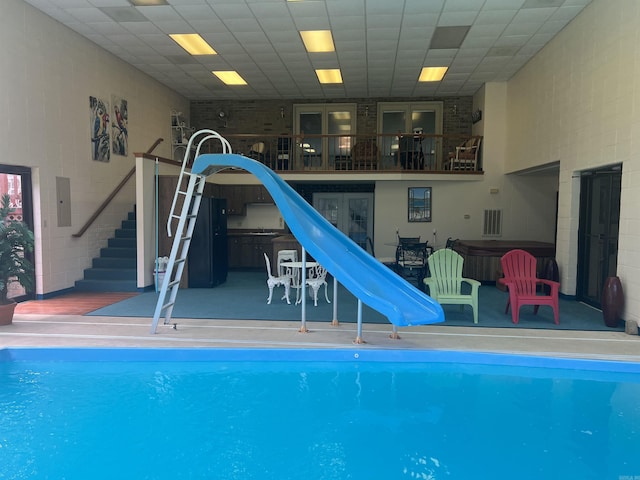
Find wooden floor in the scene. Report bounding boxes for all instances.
[15,292,139,316]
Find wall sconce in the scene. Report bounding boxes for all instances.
[280,107,285,119]
[365,105,369,117]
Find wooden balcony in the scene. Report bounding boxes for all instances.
[193,133,483,175]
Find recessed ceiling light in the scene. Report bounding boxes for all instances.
[419,67,448,82]
[212,71,248,86]
[315,69,342,84]
[300,30,335,53]
[169,34,216,55]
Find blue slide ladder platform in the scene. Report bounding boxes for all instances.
[151,130,444,334]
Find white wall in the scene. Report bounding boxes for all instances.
[1,0,189,296]
[373,175,558,262]
[503,0,640,322]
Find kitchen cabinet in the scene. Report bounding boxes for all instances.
[228,234,276,269]
[218,185,273,215]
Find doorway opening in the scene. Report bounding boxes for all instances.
[576,164,622,308]
[0,164,35,302]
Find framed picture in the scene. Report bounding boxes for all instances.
[408,187,432,222]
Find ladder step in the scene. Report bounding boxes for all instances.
[181,236,192,241]
[161,301,175,311]
[168,280,181,288]
[175,258,186,265]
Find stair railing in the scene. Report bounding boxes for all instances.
[72,138,164,238]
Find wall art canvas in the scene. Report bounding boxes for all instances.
[90,96,110,162]
[111,95,128,156]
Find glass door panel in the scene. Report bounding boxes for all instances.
[313,193,373,251]
[412,110,437,169]
[381,110,405,168]
[328,110,352,169]
[298,111,322,169]
[347,196,371,249]
[0,165,34,302]
[577,168,622,308]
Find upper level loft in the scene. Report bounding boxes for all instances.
[187,100,483,179]
[178,132,483,176]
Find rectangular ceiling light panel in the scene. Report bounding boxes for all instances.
[419,67,448,82]
[212,71,248,85]
[300,30,335,53]
[170,34,217,55]
[315,69,343,84]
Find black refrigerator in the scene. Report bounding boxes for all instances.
[188,197,228,287]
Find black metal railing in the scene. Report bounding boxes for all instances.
[192,133,483,174]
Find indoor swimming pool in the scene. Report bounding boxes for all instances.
[1,348,639,479]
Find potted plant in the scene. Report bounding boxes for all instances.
[0,193,34,325]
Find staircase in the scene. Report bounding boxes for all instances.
[74,211,138,292]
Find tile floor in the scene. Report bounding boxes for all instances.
[2,309,639,363]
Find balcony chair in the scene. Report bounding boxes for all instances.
[249,142,266,163]
[397,134,425,170]
[351,139,378,170]
[498,249,559,325]
[423,248,480,324]
[445,137,482,171]
[263,253,291,305]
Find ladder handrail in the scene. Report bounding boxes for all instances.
[166,130,232,238]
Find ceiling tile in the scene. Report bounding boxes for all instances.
[25,0,594,99]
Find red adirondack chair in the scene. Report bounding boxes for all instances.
[498,249,560,324]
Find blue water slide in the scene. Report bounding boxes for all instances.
[191,153,444,327]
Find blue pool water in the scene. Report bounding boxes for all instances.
[1,348,639,480]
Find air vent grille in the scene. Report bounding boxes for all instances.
[483,209,502,237]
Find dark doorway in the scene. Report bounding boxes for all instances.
[0,164,35,302]
[577,165,622,308]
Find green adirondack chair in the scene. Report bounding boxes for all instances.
[423,248,480,324]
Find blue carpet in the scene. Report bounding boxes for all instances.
[87,271,623,331]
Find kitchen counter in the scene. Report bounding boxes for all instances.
[227,229,286,238]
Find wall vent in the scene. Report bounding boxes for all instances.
[482,209,502,237]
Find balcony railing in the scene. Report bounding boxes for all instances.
[193,133,483,174]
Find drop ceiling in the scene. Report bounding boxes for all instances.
[23,0,592,100]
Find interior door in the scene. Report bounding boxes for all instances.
[577,166,622,308]
[0,165,35,301]
[313,192,373,251]
[294,104,356,169]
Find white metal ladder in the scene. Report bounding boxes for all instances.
[150,129,232,333]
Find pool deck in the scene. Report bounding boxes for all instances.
[1,313,639,362]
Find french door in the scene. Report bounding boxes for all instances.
[378,101,443,169]
[313,192,373,251]
[0,164,35,301]
[293,104,356,169]
[577,166,622,308]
